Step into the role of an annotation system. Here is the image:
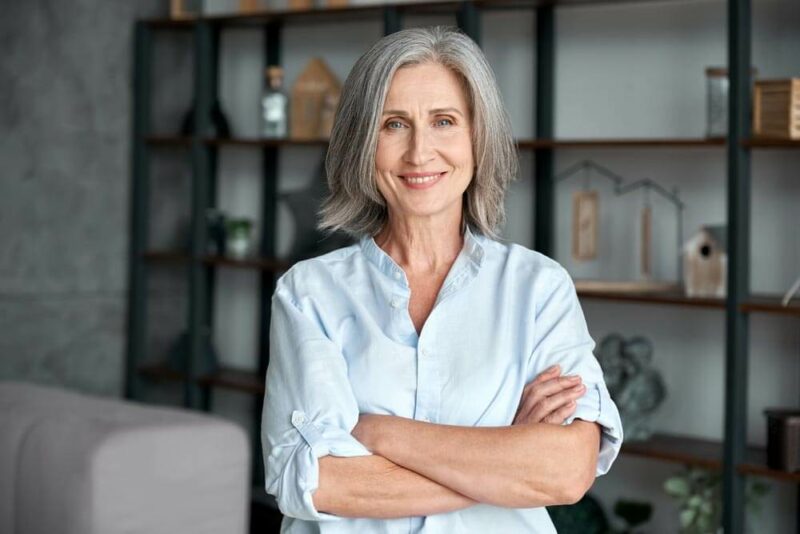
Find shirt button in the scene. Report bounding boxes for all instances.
[393,271,402,280]
[390,298,401,308]
[291,411,306,426]
[420,349,427,357]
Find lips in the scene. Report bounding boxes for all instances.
[398,171,446,189]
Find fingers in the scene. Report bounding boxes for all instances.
[516,374,582,419]
[514,379,586,425]
[528,382,585,423]
[543,400,578,425]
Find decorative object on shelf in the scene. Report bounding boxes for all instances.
[547,494,609,534]
[663,467,769,534]
[595,333,666,442]
[782,275,800,307]
[280,158,355,261]
[261,66,290,138]
[705,67,728,138]
[753,78,800,140]
[290,58,341,140]
[556,160,685,287]
[166,327,219,376]
[170,0,203,19]
[206,208,228,256]
[225,217,254,259]
[572,190,599,262]
[682,225,727,298]
[318,92,339,139]
[764,408,800,472]
[704,66,758,139]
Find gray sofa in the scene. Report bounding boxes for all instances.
[0,381,250,534]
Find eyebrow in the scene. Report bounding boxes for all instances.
[382,107,465,117]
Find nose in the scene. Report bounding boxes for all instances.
[403,128,435,166]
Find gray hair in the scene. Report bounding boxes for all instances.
[317,26,518,240]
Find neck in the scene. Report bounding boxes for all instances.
[374,211,465,275]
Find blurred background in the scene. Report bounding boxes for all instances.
[1,0,798,533]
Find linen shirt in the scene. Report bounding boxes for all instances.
[261,225,623,533]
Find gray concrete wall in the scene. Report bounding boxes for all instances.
[0,1,167,396]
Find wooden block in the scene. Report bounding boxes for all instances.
[641,205,652,278]
[572,190,598,262]
[753,78,800,139]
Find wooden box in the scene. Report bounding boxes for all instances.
[753,78,800,139]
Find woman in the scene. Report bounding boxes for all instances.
[262,26,622,533]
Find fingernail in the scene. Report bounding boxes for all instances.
[547,364,560,372]
[567,375,581,381]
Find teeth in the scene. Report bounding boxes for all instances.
[403,173,441,184]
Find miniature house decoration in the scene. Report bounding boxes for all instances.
[290,58,341,140]
[683,225,727,297]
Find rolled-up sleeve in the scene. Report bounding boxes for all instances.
[261,277,372,521]
[528,265,623,476]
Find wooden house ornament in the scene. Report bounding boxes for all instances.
[290,58,341,140]
[683,225,727,297]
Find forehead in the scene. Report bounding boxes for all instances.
[383,63,469,111]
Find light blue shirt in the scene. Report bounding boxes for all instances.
[262,225,623,533]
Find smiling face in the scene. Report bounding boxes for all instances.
[374,62,474,227]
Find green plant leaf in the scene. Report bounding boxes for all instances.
[665,477,690,498]
[680,508,697,528]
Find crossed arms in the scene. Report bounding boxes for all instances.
[313,391,601,518]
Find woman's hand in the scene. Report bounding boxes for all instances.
[513,364,586,425]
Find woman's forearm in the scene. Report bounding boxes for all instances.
[359,416,600,508]
[313,453,478,519]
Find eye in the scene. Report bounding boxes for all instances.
[435,117,454,127]
[385,120,406,130]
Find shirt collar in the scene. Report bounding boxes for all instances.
[360,225,485,286]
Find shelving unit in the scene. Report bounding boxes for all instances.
[126,1,798,532]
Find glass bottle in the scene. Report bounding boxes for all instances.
[261,66,289,138]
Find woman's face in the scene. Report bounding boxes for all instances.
[374,62,474,225]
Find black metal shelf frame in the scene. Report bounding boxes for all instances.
[127,1,798,531]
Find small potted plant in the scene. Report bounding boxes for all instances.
[664,467,769,534]
[225,217,254,259]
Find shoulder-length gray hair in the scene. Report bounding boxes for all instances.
[318,26,518,240]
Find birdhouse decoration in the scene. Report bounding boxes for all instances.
[290,58,341,140]
[683,225,727,297]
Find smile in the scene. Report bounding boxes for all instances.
[399,171,446,189]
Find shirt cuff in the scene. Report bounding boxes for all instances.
[564,383,624,476]
[266,410,372,521]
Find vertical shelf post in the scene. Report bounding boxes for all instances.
[254,19,283,489]
[187,21,214,410]
[125,21,152,401]
[722,0,752,531]
[383,6,402,35]
[457,1,480,46]
[534,6,555,256]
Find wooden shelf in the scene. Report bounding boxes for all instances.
[201,136,726,150]
[622,433,724,470]
[197,368,265,395]
[622,433,800,482]
[144,0,716,28]
[577,289,725,309]
[202,255,292,272]
[740,295,800,317]
[138,363,186,382]
[519,137,725,149]
[743,137,800,149]
[142,250,192,264]
[205,137,328,147]
[145,135,193,147]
